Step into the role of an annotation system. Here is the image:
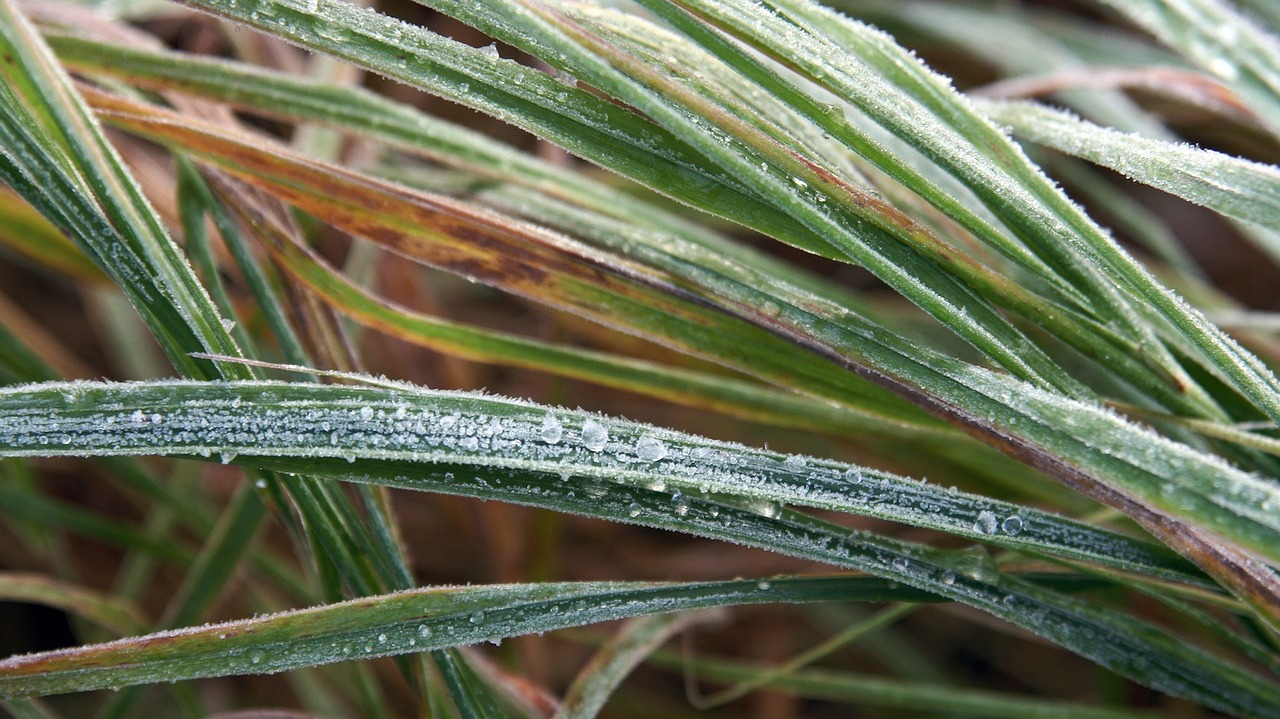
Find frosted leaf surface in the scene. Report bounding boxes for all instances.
[0,379,1204,580]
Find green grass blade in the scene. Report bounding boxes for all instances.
[0,576,931,699]
[0,379,1204,585]
[0,573,146,637]
[556,613,709,719]
[982,99,1280,232]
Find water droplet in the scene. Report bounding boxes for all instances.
[539,415,563,444]
[378,633,388,643]
[359,406,374,420]
[756,580,771,590]
[581,419,608,452]
[221,318,237,333]
[1001,515,1023,536]
[791,176,808,188]
[469,611,484,624]
[418,625,432,638]
[220,450,238,464]
[627,502,642,518]
[254,479,267,489]
[941,571,956,586]
[672,492,689,516]
[635,436,666,462]
[892,557,909,572]
[479,43,500,59]
[973,510,998,535]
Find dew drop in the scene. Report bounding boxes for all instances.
[941,571,956,586]
[220,450,238,465]
[627,502,643,518]
[359,406,374,420]
[635,436,666,462]
[756,580,771,590]
[254,479,267,489]
[1001,515,1023,536]
[418,625,432,638]
[540,415,563,444]
[892,557,909,572]
[791,176,808,188]
[378,633,388,643]
[672,492,689,516]
[581,419,608,452]
[469,611,484,624]
[973,510,998,535]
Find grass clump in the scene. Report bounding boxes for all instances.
[1,0,1279,716]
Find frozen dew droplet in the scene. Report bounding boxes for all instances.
[627,502,643,518]
[941,571,956,586]
[1001,515,1023,536]
[843,468,862,484]
[892,557,909,572]
[783,455,807,469]
[378,633,388,643]
[469,611,484,625]
[973,510,998,535]
[539,414,563,444]
[221,318,236,333]
[480,43,500,59]
[635,436,666,462]
[581,419,608,452]
[220,450,238,465]
[254,479,267,489]
[672,492,689,516]
[359,406,374,421]
[756,580,771,590]
[418,624,431,638]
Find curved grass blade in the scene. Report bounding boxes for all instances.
[0,576,933,699]
[0,573,146,638]
[982,99,1280,232]
[0,379,1205,585]
[556,612,713,719]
